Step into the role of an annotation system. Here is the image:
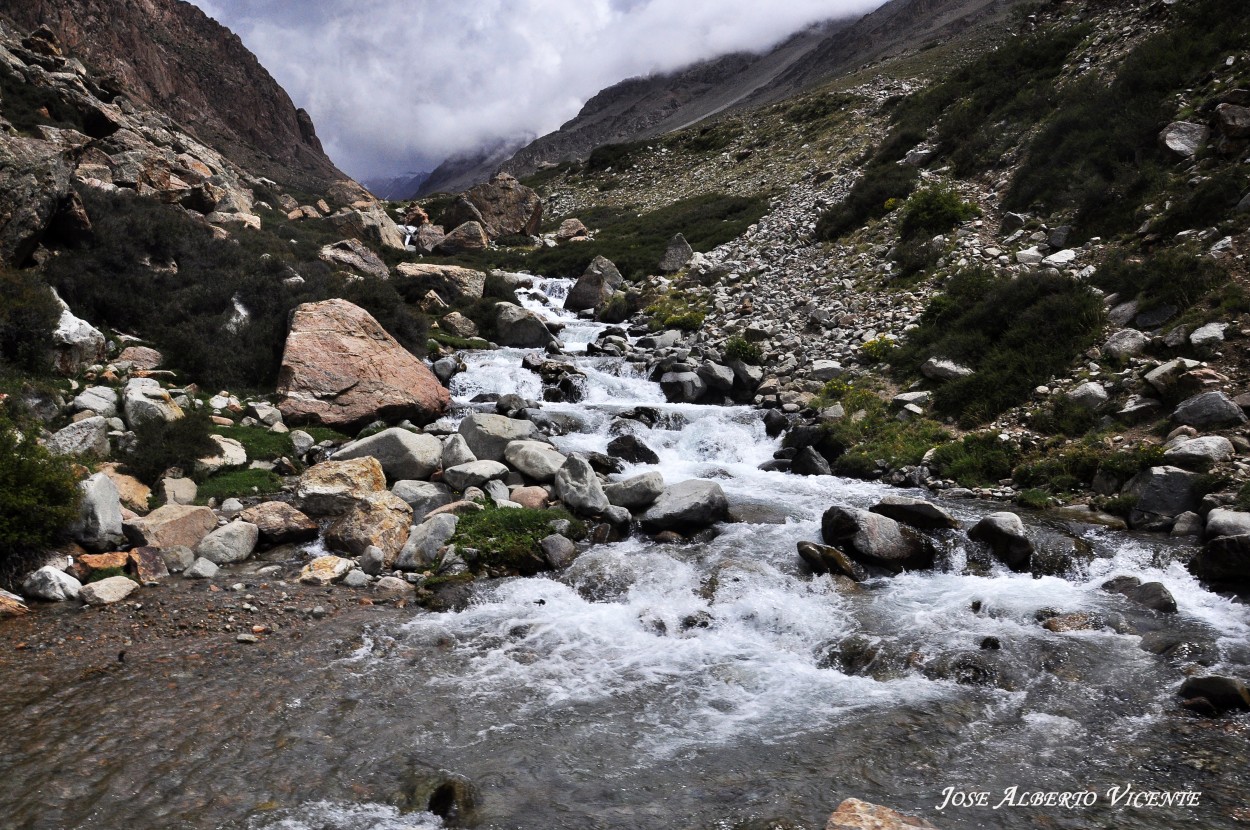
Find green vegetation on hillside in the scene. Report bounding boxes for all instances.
[1006,0,1250,236]
[892,267,1106,426]
[43,188,431,390]
[0,268,59,373]
[0,409,80,579]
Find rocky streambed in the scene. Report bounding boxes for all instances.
[2,279,1249,830]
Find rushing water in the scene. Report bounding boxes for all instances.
[2,279,1248,830]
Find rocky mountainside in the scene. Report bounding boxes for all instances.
[423,0,1026,192]
[0,0,345,191]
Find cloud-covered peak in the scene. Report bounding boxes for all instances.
[188,0,884,179]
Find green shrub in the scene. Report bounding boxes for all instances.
[890,236,945,280]
[1028,395,1098,437]
[815,163,918,241]
[676,122,744,154]
[860,335,899,364]
[85,566,132,584]
[1099,493,1138,518]
[930,433,1020,487]
[1016,489,1051,509]
[897,186,979,241]
[785,93,857,125]
[1091,248,1228,317]
[0,411,81,575]
[724,336,763,365]
[0,269,59,373]
[453,504,586,576]
[893,268,1106,426]
[120,407,220,485]
[587,140,649,172]
[646,293,706,332]
[1154,172,1249,237]
[1013,442,1106,492]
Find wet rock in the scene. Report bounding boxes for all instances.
[1191,533,1250,584]
[295,456,387,516]
[239,502,319,545]
[396,514,459,570]
[540,534,578,570]
[0,589,28,618]
[796,540,867,581]
[459,413,540,462]
[968,512,1033,572]
[298,555,353,586]
[1042,612,1101,632]
[1172,391,1247,429]
[821,507,935,573]
[640,479,728,533]
[1178,675,1250,716]
[604,471,665,510]
[659,371,706,402]
[22,565,82,602]
[1125,466,1200,530]
[554,456,610,515]
[494,302,558,348]
[869,495,958,530]
[71,472,125,552]
[504,440,568,482]
[565,255,623,312]
[80,575,138,606]
[443,460,510,492]
[124,504,217,549]
[277,299,450,430]
[606,434,660,465]
[1128,581,1178,613]
[825,798,938,830]
[923,650,1005,687]
[197,521,259,565]
[334,427,443,481]
[373,575,414,600]
[792,446,832,476]
[326,491,412,562]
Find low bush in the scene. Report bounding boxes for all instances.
[1028,395,1098,437]
[0,269,59,373]
[893,267,1106,426]
[1013,442,1106,493]
[0,410,81,580]
[724,336,763,365]
[587,140,649,172]
[646,293,706,332]
[1091,248,1228,317]
[815,163,918,242]
[860,335,899,364]
[930,433,1021,487]
[897,186,979,241]
[120,407,220,485]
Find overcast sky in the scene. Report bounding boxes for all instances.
[187,0,885,180]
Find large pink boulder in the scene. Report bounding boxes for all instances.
[277,299,450,430]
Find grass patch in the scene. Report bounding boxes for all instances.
[724,336,763,365]
[428,331,492,353]
[453,504,586,576]
[1028,395,1099,437]
[645,292,706,331]
[814,383,951,478]
[120,407,220,485]
[195,468,284,504]
[213,425,295,463]
[893,267,1106,426]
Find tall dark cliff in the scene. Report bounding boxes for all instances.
[0,0,346,190]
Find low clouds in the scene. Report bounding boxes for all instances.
[188,0,884,178]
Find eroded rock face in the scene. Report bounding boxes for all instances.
[395,263,486,303]
[325,491,413,562]
[318,238,390,280]
[564,256,623,312]
[0,136,74,266]
[295,456,387,516]
[493,302,558,348]
[821,506,935,573]
[124,504,217,549]
[239,502,319,545]
[277,299,450,430]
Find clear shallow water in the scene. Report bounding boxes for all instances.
[1,279,1247,830]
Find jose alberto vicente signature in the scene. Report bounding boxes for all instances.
[937,784,1202,811]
